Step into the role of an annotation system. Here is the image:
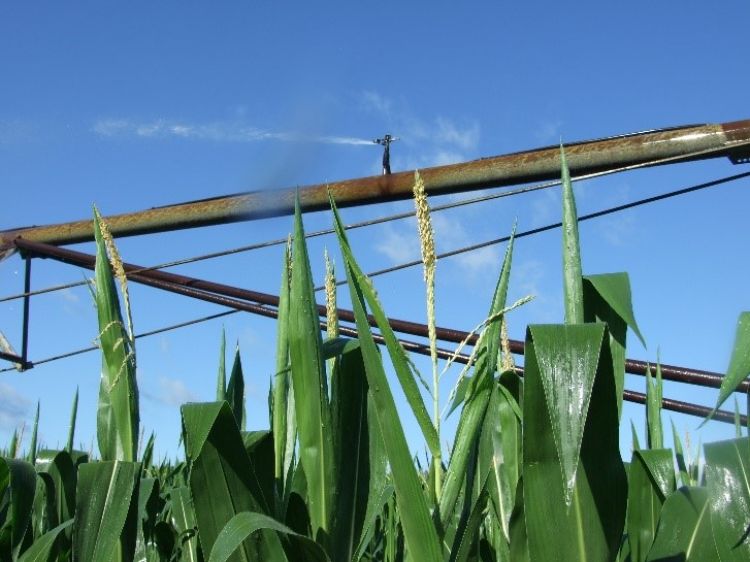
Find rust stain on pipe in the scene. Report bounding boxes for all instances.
[2,119,749,261]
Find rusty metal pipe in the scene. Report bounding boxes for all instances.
[3,119,749,261]
[17,237,750,396]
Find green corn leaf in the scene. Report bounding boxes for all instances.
[631,420,641,452]
[646,361,664,450]
[329,193,440,460]
[508,477,530,562]
[181,402,284,561]
[36,450,77,532]
[523,323,627,562]
[483,373,521,542]
[93,208,139,462]
[288,196,334,539]
[583,273,645,346]
[8,429,18,459]
[671,420,691,487]
[241,431,276,522]
[141,432,155,471]
[473,225,516,395]
[448,472,490,562]
[226,345,246,431]
[28,402,39,464]
[439,380,492,529]
[626,449,676,562]
[168,486,199,562]
[560,144,584,325]
[0,458,37,560]
[352,484,394,562]
[735,397,743,438]
[528,324,601,505]
[704,437,750,561]
[18,519,73,562]
[73,460,140,562]
[645,486,718,562]
[583,272,645,418]
[330,344,387,562]
[706,312,750,423]
[208,511,330,562]
[67,388,79,453]
[217,329,227,402]
[273,244,292,493]
[133,477,163,562]
[330,197,443,562]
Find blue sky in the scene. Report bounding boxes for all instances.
[1,2,749,461]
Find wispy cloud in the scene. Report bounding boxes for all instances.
[92,118,374,146]
[0,382,30,429]
[374,212,502,277]
[534,119,563,144]
[374,223,421,264]
[141,375,197,407]
[0,120,38,145]
[157,376,197,406]
[360,90,480,169]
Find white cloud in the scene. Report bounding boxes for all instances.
[455,246,501,273]
[361,91,394,117]
[359,91,480,170]
[92,118,374,146]
[0,120,37,145]
[60,288,80,303]
[434,117,480,151]
[599,214,636,247]
[534,119,563,144]
[157,376,197,406]
[374,224,421,264]
[0,382,30,429]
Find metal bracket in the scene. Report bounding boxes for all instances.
[0,256,33,371]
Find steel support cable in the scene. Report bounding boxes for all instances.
[3,138,750,305]
[12,235,750,400]
[0,276,743,426]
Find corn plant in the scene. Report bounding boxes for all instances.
[1,152,750,561]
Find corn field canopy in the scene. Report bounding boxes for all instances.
[1,154,749,562]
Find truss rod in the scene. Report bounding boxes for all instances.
[16,237,750,396]
[2,118,749,260]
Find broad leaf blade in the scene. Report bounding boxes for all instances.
[704,437,750,561]
[523,323,626,562]
[0,458,37,560]
[626,449,676,562]
[226,345,246,431]
[288,197,333,538]
[583,272,645,418]
[330,344,386,562]
[331,198,443,562]
[93,209,139,462]
[528,324,602,505]
[182,402,284,561]
[561,144,584,325]
[329,193,440,459]
[168,486,199,562]
[208,512,329,562]
[73,460,140,562]
[18,519,73,562]
[707,312,750,421]
[646,486,718,562]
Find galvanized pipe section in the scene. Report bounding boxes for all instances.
[18,237,750,396]
[3,119,749,261]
